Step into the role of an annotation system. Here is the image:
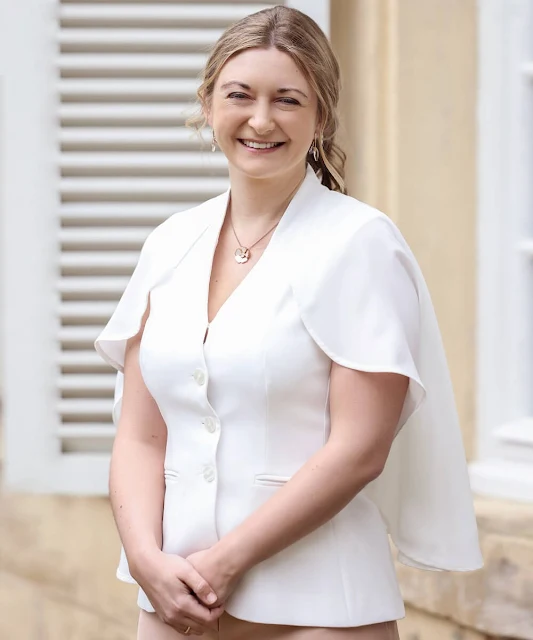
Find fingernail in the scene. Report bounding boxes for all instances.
[207,593,217,604]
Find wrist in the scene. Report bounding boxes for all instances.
[211,532,255,579]
[128,544,163,582]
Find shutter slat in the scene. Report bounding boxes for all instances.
[60,374,116,392]
[60,326,103,344]
[58,424,116,438]
[60,202,195,225]
[60,301,117,319]
[60,176,229,200]
[59,28,225,53]
[59,276,129,295]
[58,351,111,369]
[60,127,209,151]
[60,0,273,4]
[61,251,139,271]
[58,398,114,417]
[59,103,194,126]
[61,151,227,176]
[60,227,151,247]
[59,4,273,28]
[59,78,199,102]
[60,53,208,77]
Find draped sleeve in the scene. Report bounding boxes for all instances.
[94,227,160,426]
[294,216,426,434]
[95,227,159,371]
[291,214,483,572]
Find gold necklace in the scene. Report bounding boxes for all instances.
[230,216,280,264]
[229,173,306,264]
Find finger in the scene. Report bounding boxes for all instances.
[179,563,218,607]
[180,595,223,629]
[140,611,205,639]
[203,605,224,630]
[172,616,205,637]
[162,611,207,637]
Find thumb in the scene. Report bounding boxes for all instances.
[180,562,218,606]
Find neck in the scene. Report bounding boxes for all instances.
[227,164,307,230]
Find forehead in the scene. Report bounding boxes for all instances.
[216,47,311,92]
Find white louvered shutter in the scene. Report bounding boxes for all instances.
[2,0,329,495]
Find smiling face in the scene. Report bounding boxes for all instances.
[205,47,319,182]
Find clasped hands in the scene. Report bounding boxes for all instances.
[133,545,244,637]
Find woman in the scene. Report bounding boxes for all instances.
[95,6,483,639]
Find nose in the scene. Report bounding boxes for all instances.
[248,100,275,135]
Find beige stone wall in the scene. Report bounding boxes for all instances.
[331,1,533,639]
[396,498,533,640]
[3,492,532,640]
[330,0,477,460]
[0,478,138,639]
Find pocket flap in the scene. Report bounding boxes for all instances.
[254,473,292,487]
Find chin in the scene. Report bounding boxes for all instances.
[232,161,288,181]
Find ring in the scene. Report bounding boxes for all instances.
[183,627,191,636]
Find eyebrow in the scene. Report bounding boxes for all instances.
[219,81,309,99]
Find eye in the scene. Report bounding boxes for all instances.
[278,98,300,106]
[227,92,249,100]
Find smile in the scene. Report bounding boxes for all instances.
[239,139,285,149]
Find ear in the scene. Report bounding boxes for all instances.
[313,115,320,138]
[202,101,212,128]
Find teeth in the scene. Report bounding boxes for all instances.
[241,140,282,149]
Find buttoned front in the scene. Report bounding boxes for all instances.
[203,417,218,433]
[95,166,483,628]
[193,368,206,385]
[203,466,216,482]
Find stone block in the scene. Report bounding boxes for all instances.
[396,501,533,640]
[399,606,490,640]
[42,595,137,640]
[0,490,139,623]
[0,571,40,640]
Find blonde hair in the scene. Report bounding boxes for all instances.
[187,6,347,194]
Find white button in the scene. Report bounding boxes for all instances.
[193,368,206,386]
[203,466,216,483]
[203,417,217,433]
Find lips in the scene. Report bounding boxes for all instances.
[239,139,285,150]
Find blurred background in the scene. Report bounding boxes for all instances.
[1,0,532,638]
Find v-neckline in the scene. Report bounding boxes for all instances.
[203,197,279,343]
[202,165,321,346]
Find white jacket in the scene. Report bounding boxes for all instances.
[95,165,483,627]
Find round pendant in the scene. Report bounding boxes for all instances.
[234,247,250,264]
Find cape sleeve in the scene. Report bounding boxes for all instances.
[95,229,157,372]
[294,216,426,434]
[291,215,483,572]
[94,228,159,425]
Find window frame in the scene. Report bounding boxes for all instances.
[469,0,533,502]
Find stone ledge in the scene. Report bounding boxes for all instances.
[0,571,137,640]
[0,488,138,625]
[400,605,491,640]
[396,497,533,640]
